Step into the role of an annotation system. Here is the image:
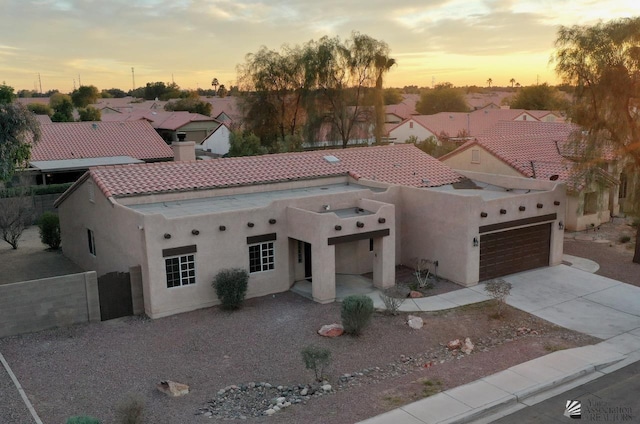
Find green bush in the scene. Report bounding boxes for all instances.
[66,416,101,424]
[341,295,374,335]
[116,394,145,424]
[301,345,332,381]
[38,212,61,249]
[619,235,631,243]
[213,268,249,310]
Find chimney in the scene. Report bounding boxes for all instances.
[172,141,196,162]
[177,131,187,141]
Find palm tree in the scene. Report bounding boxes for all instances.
[211,78,219,96]
[486,78,493,88]
[374,54,396,144]
[509,78,516,88]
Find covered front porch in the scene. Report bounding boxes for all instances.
[291,274,376,301]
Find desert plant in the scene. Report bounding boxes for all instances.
[66,417,101,424]
[213,268,249,310]
[0,191,33,249]
[619,235,631,243]
[341,295,374,335]
[301,345,332,381]
[116,394,145,424]
[379,289,405,315]
[38,212,61,249]
[484,279,512,318]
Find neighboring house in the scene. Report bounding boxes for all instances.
[387,109,564,144]
[55,144,566,319]
[200,122,231,155]
[102,110,221,143]
[27,121,174,185]
[34,114,52,125]
[440,120,619,231]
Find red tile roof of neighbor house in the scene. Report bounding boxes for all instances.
[31,120,174,162]
[101,110,218,130]
[86,144,464,198]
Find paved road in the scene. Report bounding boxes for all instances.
[493,361,640,423]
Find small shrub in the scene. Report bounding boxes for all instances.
[38,212,61,249]
[631,217,640,228]
[619,235,631,243]
[213,268,249,310]
[341,295,374,335]
[301,345,332,381]
[379,289,405,315]
[484,279,512,318]
[116,394,145,424]
[66,417,101,424]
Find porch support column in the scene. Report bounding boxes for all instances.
[373,235,395,289]
[311,243,335,303]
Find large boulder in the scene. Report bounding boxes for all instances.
[407,315,424,330]
[318,323,344,337]
[157,380,189,397]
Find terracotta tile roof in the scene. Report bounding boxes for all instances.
[34,114,52,125]
[87,144,464,198]
[102,110,217,131]
[31,121,174,162]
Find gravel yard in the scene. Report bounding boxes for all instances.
[0,291,596,424]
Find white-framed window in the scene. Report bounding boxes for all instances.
[165,254,196,288]
[249,242,275,273]
[471,149,480,163]
[87,229,96,256]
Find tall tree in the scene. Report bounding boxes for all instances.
[509,83,569,110]
[416,83,469,115]
[0,82,16,104]
[374,54,396,144]
[486,78,493,88]
[509,78,516,88]
[0,103,41,181]
[164,98,212,115]
[211,78,219,94]
[71,85,100,108]
[78,106,101,121]
[554,16,640,263]
[49,93,74,122]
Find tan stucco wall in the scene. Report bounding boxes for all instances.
[565,184,612,231]
[442,146,524,177]
[389,121,436,143]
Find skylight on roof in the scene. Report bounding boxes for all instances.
[323,155,340,164]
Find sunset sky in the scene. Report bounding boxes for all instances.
[1,0,637,93]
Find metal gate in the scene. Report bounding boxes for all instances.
[97,272,133,321]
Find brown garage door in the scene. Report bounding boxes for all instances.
[479,223,551,281]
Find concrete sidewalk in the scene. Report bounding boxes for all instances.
[356,262,640,424]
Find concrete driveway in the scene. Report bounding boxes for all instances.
[470,265,640,340]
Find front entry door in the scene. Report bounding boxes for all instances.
[304,242,312,282]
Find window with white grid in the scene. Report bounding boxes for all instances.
[249,242,274,273]
[165,254,196,288]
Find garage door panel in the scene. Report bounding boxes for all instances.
[479,223,551,281]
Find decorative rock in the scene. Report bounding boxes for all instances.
[321,384,332,392]
[447,339,462,350]
[300,388,308,396]
[407,315,424,329]
[276,397,286,404]
[217,389,225,395]
[409,290,423,298]
[157,380,190,397]
[283,402,291,407]
[265,409,276,416]
[273,406,281,412]
[318,323,344,337]
[461,337,474,355]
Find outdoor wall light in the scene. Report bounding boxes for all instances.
[473,237,479,247]
[500,208,507,214]
[247,222,254,228]
[554,201,561,206]
[164,233,171,239]
[378,217,386,223]
[269,218,277,224]
[219,225,226,231]
[191,229,200,235]
[537,203,544,209]
[480,212,488,218]
[559,221,564,230]
[356,221,365,228]
[519,206,526,211]
[335,225,342,231]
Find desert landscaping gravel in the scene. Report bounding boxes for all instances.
[0,363,34,424]
[0,291,596,424]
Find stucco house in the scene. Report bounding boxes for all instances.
[440,120,619,231]
[199,122,231,156]
[55,144,566,319]
[27,120,174,185]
